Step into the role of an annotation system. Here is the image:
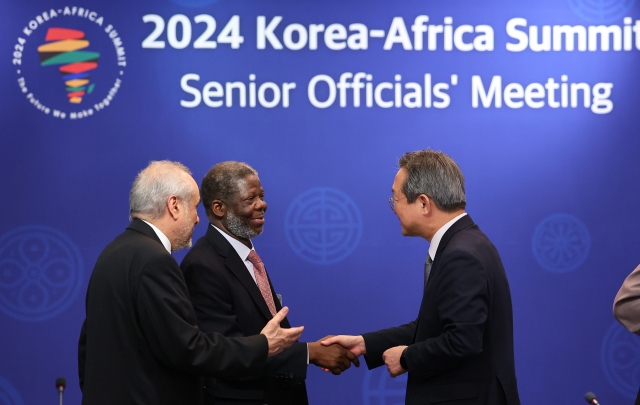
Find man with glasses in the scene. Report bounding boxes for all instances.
[323,150,520,405]
[181,161,359,405]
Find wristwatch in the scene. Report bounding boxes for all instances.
[399,347,409,370]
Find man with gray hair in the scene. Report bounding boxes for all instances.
[78,161,304,405]
[323,150,520,405]
[181,161,359,405]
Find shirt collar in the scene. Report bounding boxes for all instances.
[428,212,467,261]
[142,220,172,253]
[211,224,254,260]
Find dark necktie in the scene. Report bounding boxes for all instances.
[247,250,277,316]
[424,254,433,287]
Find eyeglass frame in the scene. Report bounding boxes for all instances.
[388,195,407,211]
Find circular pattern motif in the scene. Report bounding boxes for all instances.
[532,214,591,273]
[363,367,407,405]
[0,376,25,405]
[0,225,83,322]
[601,321,640,398]
[567,0,636,23]
[285,188,362,265]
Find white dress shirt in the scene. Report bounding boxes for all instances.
[142,220,172,253]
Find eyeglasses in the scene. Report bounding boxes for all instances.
[388,195,407,211]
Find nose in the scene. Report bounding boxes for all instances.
[195,213,200,225]
[257,198,267,212]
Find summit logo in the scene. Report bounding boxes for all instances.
[38,27,100,104]
[12,7,126,119]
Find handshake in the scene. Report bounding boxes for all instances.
[262,308,407,377]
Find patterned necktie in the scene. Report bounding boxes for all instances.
[247,250,277,316]
[424,254,433,288]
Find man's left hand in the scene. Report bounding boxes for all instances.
[382,345,408,378]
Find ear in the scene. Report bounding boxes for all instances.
[167,195,180,220]
[417,194,432,215]
[211,200,226,218]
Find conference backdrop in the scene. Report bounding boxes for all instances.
[2,0,640,403]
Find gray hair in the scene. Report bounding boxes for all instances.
[398,149,466,212]
[201,161,258,221]
[129,160,194,220]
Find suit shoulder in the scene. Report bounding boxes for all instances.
[181,235,225,271]
[99,229,175,269]
[447,225,496,252]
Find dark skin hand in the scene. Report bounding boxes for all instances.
[309,335,360,375]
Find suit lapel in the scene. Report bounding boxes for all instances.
[414,215,475,343]
[205,225,274,320]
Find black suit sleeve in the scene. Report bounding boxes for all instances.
[405,250,488,375]
[185,260,307,379]
[78,319,86,391]
[135,254,268,379]
[363,321,416,369]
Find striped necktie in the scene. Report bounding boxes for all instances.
[247,250,277,316]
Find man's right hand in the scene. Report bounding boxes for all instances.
[261,307,304,357]
[320,335,367,357]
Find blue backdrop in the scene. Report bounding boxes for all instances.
[2,0,640,404]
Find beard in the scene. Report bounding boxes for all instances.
[225,210,262,240]
[172,206,194,251]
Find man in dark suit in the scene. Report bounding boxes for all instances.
[78,160,304,405]
[181,161,359,405]
[323,150,520,405]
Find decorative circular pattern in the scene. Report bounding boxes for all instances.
[0,376,25,405]
[567,0,636,23]
[363,367,407,405]
[285,188,362,265]
[532,213,591,273]
[601,321,640,398]
[0,225,83,322]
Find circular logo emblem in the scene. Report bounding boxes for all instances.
[532,213,591,273]
[0,376,25,405]
[285,188,362,265]
[567,0,636,23]
[12,7,126,119]
[0,225,83,322]
[601,321,640,398]
[363,367,407,405]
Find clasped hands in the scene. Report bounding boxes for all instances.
[308,336,360,375]
[320,335,408,378]
[261,310,404,377]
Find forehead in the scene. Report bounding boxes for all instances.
[392,169,407,193]
[236,174,263,195]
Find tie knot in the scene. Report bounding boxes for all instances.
[247,250,262,265]
[426,254,433,265]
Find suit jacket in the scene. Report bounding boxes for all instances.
[363,215,520,405]
[181,225,307,405]
[614,264,640,335]
[78,219,268,405]
[181,224,308,405]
